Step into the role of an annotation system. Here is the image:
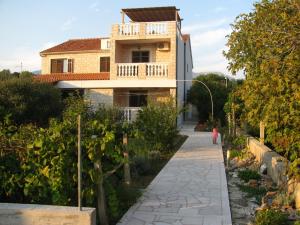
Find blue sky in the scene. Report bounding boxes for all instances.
[0,0,255,77]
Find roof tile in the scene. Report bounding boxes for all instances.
[40,38,102,54]
[35,73,110,83]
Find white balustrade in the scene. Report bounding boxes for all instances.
[146,22,168,35]
[117,63,139,77]
[146,63,168,77]
[123,107,140,122]
[118,23,140,36]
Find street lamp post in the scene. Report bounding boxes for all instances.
[177,79,214,121]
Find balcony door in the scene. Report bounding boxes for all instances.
[132,51,149,63]
[129,91,148,107]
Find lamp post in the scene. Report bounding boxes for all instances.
[177,79,214,121]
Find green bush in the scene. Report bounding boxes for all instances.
[0,76,63,125]
[255,209,288,225]
[135,100,180,152]
[229,149,242,159]
[238,169,261,182]
[232,135,247,150]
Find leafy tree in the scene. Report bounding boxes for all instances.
[0,75,63,125]
[187,73,234,125]
[224,0,300,162]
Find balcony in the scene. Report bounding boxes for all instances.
[116,63,168,78]
[123,107,140,122]
[113,21,175,39]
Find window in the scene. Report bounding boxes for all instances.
[51,59,73,73]
[132,51,149,63]
[100,57,110,72]
[129,91,148,107]
[101,39,111,50]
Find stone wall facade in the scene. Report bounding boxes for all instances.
[41,51,110,74]
[0,203,96,225]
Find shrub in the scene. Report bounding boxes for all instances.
[0,76,63,125]
[255,209,288,225]
[238,169,261,182]
[232,135,247,150]
[229,149,242,159]
[135,100,180,152]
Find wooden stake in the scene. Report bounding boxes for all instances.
[77,115,82,211]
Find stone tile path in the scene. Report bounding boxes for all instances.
[118,124,232,225]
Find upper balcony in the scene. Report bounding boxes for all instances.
[112,21,176,40]
[112,6,181,40]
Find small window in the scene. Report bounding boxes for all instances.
[51,58,73,73]
[132,51,149,63]
[100,57,110,72]
[129,91,148,107]
[101,39,111,50]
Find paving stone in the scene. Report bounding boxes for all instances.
[117,123,232,225]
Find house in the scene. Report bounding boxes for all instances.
[38,6,193,124]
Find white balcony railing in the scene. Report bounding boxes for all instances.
[117,22,168,36]
[117,63,139,77]
[146,22,168,35]
[146,63,168,77]
[123,107,140,122]
[116,63,169,77]
[118,23,140,36]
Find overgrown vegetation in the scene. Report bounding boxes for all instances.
[0,81,184,225]
[255,209,288,225]
[224,0,300,177]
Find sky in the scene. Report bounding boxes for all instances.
[0,0,255,78]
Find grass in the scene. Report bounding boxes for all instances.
[238,169,261,182]
[237,184,267,203]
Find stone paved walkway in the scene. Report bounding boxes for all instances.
[118,123,232,225]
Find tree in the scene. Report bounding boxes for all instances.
[0,75,63,125]
[224,0,300,161]
[187,73,233,125]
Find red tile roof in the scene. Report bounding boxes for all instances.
[35,73,110,83]
[40,38,103,54]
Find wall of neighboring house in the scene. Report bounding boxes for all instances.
[184,38,194,120]
[41,51,110,74]
[176,32,186,126]
[85,89,114,107]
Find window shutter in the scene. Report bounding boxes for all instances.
[68,59,74,73]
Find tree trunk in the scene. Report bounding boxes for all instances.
[124,152,131,185]
[94,161,108,225]
[123,134,131,185]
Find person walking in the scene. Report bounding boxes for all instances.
[212,127,218,144]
